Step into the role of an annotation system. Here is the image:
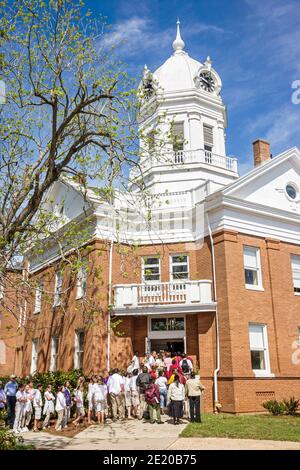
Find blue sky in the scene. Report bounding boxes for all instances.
[89,0,300,174]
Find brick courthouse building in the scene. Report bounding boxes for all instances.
[1,22,300,412]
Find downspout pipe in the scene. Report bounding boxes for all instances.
[107,211,114,372]
[206,212,221,412]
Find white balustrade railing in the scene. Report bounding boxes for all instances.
[130,149,238,179]
[113,280,213,309]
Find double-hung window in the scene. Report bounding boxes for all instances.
[74,330,84,369]
[248,324,272,376]
[50,336,59,372]
[170,255,189,280]
[30,339,38,374]
[142,257,160,282]
[34,282,43,314]
[53,271,62,306]
[291,255,300,294]
[172,122,184,152]
[243,246,263,290]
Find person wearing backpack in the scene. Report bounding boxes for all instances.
[136,366,151,420]
[144,378,163,424]
[179,353,193,377]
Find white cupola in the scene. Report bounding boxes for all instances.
[132,20,239,195]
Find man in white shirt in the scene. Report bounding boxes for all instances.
[107,369,125,421]
[132,351,140,372]
[179,353,193,376]
[148,351,157,367]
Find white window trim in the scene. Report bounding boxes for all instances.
[74,330,84,369]
[30,339,38,374]
[53,271,62,307]
[76,265,87,299]
[244,246,264,291]
[50,336,58,372]
[147,314,186,340]
[142,256,161,283]
[169,254,189,282]
[291,254,300,296]
[249,323,274,378]
[34,282,43,314]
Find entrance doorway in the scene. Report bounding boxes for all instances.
[150,339,184,355]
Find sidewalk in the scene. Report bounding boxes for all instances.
[21,417,300,450]
[21,415,188,450]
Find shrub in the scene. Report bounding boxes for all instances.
[283,397,300,416]
[262,399,285,415]
[0,411,34,451]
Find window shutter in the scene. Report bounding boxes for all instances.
[203,124,214,146]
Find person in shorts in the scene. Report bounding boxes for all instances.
[33,384,43,431]
[73,383,85,426]
[130,369,140,418]
[93,376,107,425]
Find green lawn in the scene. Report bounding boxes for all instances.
[181,413,300,442]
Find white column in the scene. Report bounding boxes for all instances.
[216,120,226,156]
[188,112,202,150]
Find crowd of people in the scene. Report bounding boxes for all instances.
[0,350,205,433]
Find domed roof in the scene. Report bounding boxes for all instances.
[152,20,202,92]
[153,53,202,92]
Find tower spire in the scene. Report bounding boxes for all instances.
[172,18,185,53]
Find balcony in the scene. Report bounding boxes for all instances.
[112,280,217,316]
[130,149,238,180]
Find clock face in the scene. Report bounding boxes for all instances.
[199,71,215,93]
[142,77,155,100]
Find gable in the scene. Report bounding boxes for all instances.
[224,150,300,215]
[43,180,91,224]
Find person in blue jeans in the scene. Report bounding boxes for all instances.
[4,375,18,428]
[155,370,168,414]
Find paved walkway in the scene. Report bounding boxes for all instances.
[21,417,300,450]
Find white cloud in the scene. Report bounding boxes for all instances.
[100,17,172,57]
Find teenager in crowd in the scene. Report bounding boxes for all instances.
[167,374,185,425]
[43,384,55,429]
[129,369,140,418]
[13,383,26,434]
[93,376,107,425]
[55,385,66,431]
[63,381,72,427]
[21,384,32,432]
[33,384,43,432]
[180,353,193,376]
[87,376,96,424]
[124,372,133,419]
[107,368,125,421]
[73,383,85,426]
[136,366,151,420]
[155,370,168,415]
[144,377,163,424]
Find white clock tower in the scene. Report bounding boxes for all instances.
[130,20,239,195]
